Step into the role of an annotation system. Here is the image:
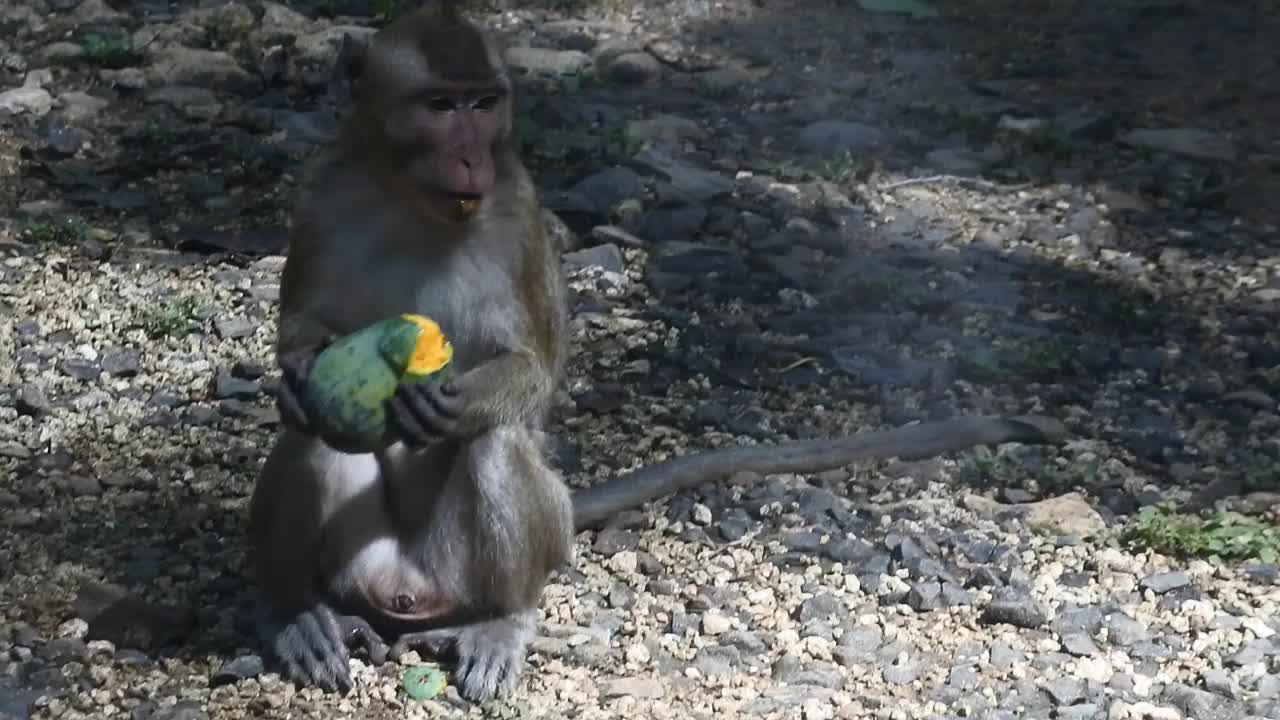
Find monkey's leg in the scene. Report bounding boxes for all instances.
[387,610,537,702]
[251,435,394,693]
[385,427,571,703]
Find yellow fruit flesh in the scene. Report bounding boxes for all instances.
[400,313,453,376]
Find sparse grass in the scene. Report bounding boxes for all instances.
[225,134,280,186]
[523,0,625,13]
[956,452,1101,494]
[131,297,202,339]
[1012,339,1079,377]
[842,278,908,307]
[514,105,641,166]
[957,454,1025,487]
[374,0,409,20]
[596,126,642,161]
[817,151,868,184]
[697,79,737,100]
[959,338,1080,382]
[755,151,870,185]
[20,217,89,246]
[1121,505,1280,564]
[128,120,185,149]
[80,34,142,69]
[1021,122,1080,163]
[204,14,249,51]
[1243,465,1280,493]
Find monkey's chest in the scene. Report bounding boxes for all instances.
[363,256,516,371]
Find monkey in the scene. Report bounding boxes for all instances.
[248,2,574,703]
[247,0,1069,704]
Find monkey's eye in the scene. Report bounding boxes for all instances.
[472,95,500,112]
[425,96,457,112]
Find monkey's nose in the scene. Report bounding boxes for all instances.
[393,593,415,612]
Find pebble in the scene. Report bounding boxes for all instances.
[980,592,1048,629]
[1062,632,1102,656]
[210,655,264,686]
[1042,677,1085,705]
[701,613,732,635]
[2,5,1278,720]
[601,676,664,699]
[1105,614,1151,647]
[1140,571,1192,594]
[592,528,639,557]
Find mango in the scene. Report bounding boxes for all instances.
[301,313,453,453]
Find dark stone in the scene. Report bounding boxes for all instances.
[210,655,264,687]
[979,591,1047,629]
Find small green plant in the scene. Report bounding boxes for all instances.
[753,151,867,185]
[204,15,246,50]
[1013,339,1078,377]
[957,454,1026,487]
[1025,119,1081,162]
[127,117,184,147]
[374,0,408,20]
[598,126,642,160]
[21,217,89,245]
[697,78,737,100]
[961,338,1080,382]
[131,297,202,339]
[756,156,810,181]
[844,278,906,307]
[81,34,142,69]
[1243,465,1280,493]
[1122,505,1279,564]
[966,450,1104,490]
[817,151,866,184]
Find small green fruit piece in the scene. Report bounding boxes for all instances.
[302,313,453,453]
[402,664,447,702]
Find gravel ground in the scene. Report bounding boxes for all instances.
[0,0,1278,718]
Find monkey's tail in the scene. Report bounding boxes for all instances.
[570,414,1068,530]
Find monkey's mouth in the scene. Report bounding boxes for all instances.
[443,191,482,203]
[443,193,481,220]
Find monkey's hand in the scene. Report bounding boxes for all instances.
[386,613,534,703]
[387,348,554,446]
[260,601,389,694]
[275,335,339,434]
[386,380,467,445]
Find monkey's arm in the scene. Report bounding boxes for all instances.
[271,226,360,432]
[275,239,347,357]
[448,347,557,430]
[449,214,568,432]
[571,414,1068,530]
[390,226,566,441]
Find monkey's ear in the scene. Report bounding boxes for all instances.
[329,33,368,107]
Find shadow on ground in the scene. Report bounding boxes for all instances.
[1,0,1276,675]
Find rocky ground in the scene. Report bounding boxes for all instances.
[1,0,1278,718]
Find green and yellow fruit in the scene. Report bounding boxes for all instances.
[302,313,453,453]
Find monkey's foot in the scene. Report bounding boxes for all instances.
[260,603,390,694]
[387,613,534,703]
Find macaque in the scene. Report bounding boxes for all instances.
[248,0,1067,703]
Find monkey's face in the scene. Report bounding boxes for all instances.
[381,90,510,199]
[343,7,516,208]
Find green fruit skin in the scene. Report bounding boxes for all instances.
[302,316,448,453]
